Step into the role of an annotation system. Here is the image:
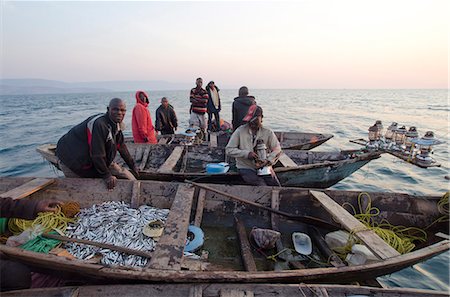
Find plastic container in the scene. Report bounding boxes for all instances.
[185,225,204,252]
[206,163,229,174]
[0,218,8,234]
[324,230,352,250]
[292,232,312,255]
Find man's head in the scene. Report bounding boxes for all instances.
[138,92,149,104]
[107,98,127,123]
[208,81,215,88]
[245,105,263,130]
[196,78,203,88]
[238,86,249,97]
[161,97,169,108]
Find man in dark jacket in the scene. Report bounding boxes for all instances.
[56,98,138,190]
[232,86,256,131]
[1,198,61,291]
[206,81,221,132]
[155,97,178,135]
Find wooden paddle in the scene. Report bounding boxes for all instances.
[42,233,153,259]
[185,180,338,230]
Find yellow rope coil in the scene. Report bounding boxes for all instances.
[340,192,428,255]
[61,201,80,218]
[8,206,76,235]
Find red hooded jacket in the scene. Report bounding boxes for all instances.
[132,91,157,144]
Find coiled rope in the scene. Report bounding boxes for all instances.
[341,192,428,255]
[8,204,77,235]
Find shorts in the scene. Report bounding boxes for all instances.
[189,112,207,130]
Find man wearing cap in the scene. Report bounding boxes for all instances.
[56,98,139,190]
[226,105,281,186]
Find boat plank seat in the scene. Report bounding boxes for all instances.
[310,190,401,260]
[209,132,218,148]
[130,181,141,209]
[220,289,255,297]
[0,178,55,200]
[277,153,297,168]
[148,184,195,270]
[158,137,169,144]
[139,147,151,171]
[157,146,184,173]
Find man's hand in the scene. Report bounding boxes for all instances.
[104,176,117,190]
[131,165,140,178]
[247,152,258,160]
[35,200,62,213]
[255,160,270,169]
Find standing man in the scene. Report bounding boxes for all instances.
[155,97,178,135]
[56,98,139,190]
[132,90,157,144]
[189,77,209,137]
[231,86,256,131]
[226,105,281,186]
[206,81,221,132]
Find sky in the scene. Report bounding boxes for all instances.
[0,0,448,89]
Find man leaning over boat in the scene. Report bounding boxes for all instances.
[226,105,281,186]
[55,98,139,190]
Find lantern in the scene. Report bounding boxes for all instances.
[413,131,443,165]
[385,122,398,142]
[394,125,407,148]
[404,126,418,154]
[367,124,379,150]
[375,120,383,140]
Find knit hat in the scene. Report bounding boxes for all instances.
[243,105,263,123]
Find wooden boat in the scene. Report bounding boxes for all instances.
[137,131,334,150]
[0,177,448,284]
[2,283,449,297]
[36,144,381,188]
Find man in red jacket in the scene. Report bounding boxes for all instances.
[132,91,157,144]
[0,198,61,291]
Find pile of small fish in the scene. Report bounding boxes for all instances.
[65,201,169,267]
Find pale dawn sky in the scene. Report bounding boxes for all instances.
[1,0,448,89]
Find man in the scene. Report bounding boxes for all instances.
[155,97,178,135]
[231,86,256,131]
[206,81,221,132]
[56,98,138,190]
[226,105,281,186]
[1,198,62,291]
[132,90,157,144]
[189,78,209,137]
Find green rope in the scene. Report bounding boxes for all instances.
[20,231,61,254]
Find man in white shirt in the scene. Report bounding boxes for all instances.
[225,105,281,186]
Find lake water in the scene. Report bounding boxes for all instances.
[0,89,448,290]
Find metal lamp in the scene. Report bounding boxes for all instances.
[375,120,383,140]
[404,126,418,154]
[385,122,398,142]
[394,125,407,149]
[413,131,443,165]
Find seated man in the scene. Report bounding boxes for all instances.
[226,105,281,186]
[56,98,138,190]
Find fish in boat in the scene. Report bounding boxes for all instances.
[36,144,381,189]
[140,131,334,150]
[0,177,448,284]
[1,283,448,297]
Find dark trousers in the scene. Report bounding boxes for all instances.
[239,169,277,186]
[208,111,220,132]
[161,128,175,135]
[1,259,31,291]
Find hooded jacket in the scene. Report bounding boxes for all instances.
[132,91,157,144]
[206,85,221,113]
[232,95,256,130]
[56,113,135,179]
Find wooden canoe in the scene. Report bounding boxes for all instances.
[2,283,448,297]
[0,177,448,284]
[36,144,381,188]
[137,131,334,150]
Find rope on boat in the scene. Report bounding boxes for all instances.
[425,191,449,229]
[8,205,76,235]
[341,192,427,255]
[20,231,61,253]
